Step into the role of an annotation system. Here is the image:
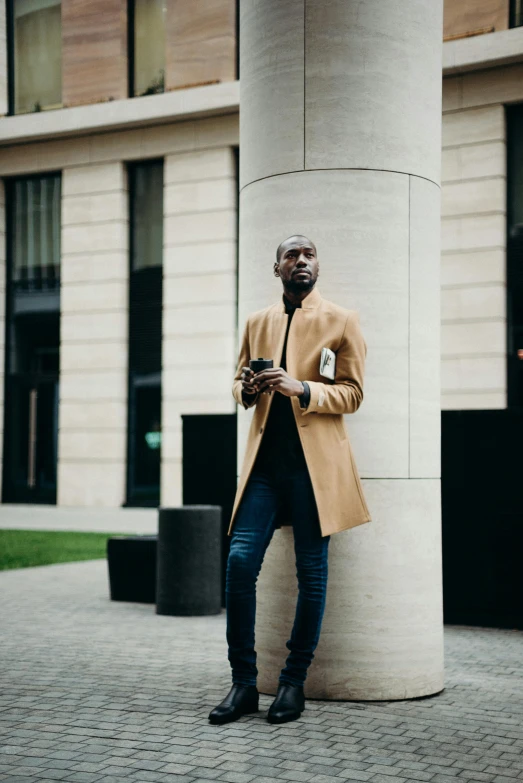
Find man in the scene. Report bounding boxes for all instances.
[209,235,371,726]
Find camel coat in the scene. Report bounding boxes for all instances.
[228,286,372,537]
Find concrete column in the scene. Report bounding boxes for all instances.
[161,148,237,507]
[239,0,444,699]
[59,163,128,507]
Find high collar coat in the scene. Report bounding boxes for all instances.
[229,287,372,538]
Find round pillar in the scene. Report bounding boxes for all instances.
[238,0,444,699]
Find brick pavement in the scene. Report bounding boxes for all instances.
[1,560,522,783]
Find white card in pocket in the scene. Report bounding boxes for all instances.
[320,347,336,380]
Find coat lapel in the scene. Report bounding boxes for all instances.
[286,287,322,375]
[267,306,288,367]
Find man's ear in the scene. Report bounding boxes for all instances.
[274,262,280,278]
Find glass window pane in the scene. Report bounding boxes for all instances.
[508,109,523,236]
[513,0,523,27]
[12,174,61,287]
[13,0,62,114]
[133,384,161,490]
[133,0,166,96]
[130,161,164,271]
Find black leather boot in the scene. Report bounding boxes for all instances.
[267,683,305,724]
[208,684,259,725]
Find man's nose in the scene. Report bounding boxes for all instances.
[296,254,307,266]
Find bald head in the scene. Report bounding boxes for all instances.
[276,235,317,263]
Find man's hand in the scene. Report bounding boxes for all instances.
[253,368,304,397]
[241,367,258,395]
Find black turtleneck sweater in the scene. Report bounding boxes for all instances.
[254,296,310,474]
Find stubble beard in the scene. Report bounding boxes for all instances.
[285,273,318,295]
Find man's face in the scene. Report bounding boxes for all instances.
[274,237,319,293]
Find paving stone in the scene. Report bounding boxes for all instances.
[1,561,523,783]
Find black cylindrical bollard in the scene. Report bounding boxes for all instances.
[156,505,222,616]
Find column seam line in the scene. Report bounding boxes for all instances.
[239,168,441,193]
[408,175,411,480]
[303,0,306,171]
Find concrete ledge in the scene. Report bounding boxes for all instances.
[443,26,523,75]
[0,504,157,534]
[0,81,240,146]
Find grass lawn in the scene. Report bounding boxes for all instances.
[0,529,115,571]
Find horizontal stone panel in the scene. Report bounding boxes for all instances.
[163,333,236,368]
[163,240,237,277]
[441,177,506,217]
[163,363,234,400]
[165,148,236,184]
[164,178,236,215]
[163,272,236,308]
[163,302,236,336]
[63,163,127,196]
[441,320,506,356]
[164,210,236,246]
[442,283,505,321]
[441,249,505,286]
[59,400,127,431]
[61,252,129,284]
[441,390,506,410]
[62,192,127,225]
[61,281,128,313]
[442,141,506,183]
[58,461,126,507]
[442,355,506,392]
[61,312,127,342]
[441,213,505,252]
[62,222,127,255]
[60,341,127,372]
[59,370,127,401]
[442,105,504,148]
[58,430,127,461]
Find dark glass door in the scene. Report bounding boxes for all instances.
[4,372,58,504]
[127,377,161,507]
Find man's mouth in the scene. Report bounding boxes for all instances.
[293,270,310,277]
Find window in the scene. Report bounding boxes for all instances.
[8,0,62,115]
[2,174,61,505]
[129,0,167,97]
[127,161,164,507]
[12,175,61,289]
[511,0,523,27]
[130,160,164,271]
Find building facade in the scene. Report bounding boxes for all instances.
[0,0,522,625]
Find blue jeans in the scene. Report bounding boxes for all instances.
[225,465,330,688]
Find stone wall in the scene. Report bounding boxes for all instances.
[161,147,237,506]
[0,115,238,508]
[59,162,129,506]
[441,63,523,408]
